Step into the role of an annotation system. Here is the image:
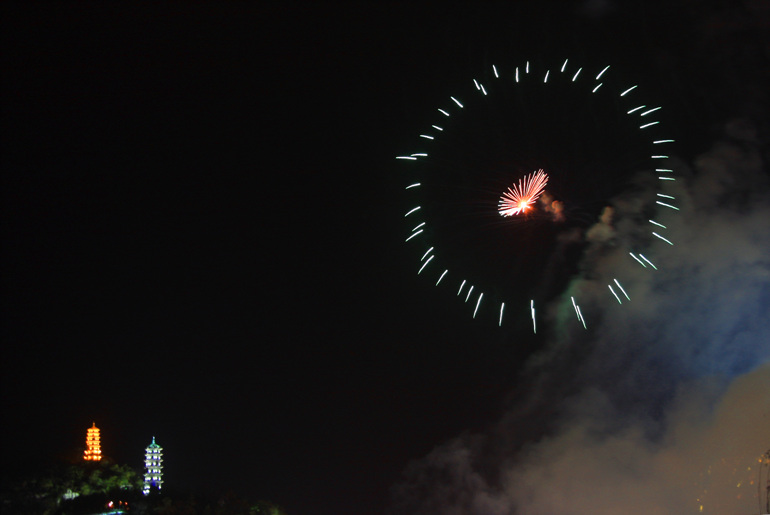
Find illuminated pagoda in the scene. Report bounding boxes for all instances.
[143,437,163,495]
[83,422,102,461]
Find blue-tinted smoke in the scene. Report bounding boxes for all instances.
[390,119,770,514]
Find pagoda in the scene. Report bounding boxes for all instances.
[83,422,102,461]
[143,437,163,495]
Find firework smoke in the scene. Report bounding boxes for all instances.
[390,119,770,514]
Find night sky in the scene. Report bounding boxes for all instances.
[2,2,769,515]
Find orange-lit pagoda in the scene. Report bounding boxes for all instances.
[83,422,102,461]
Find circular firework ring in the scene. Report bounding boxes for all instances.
[398,60,679,331]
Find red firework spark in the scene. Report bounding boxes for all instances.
[498,169,549,217]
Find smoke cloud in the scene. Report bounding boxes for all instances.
[390,120,770,514]
[539,192,566,223]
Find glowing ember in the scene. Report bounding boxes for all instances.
[499,169,549,216]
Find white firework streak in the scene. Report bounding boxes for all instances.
[397,62,679,327]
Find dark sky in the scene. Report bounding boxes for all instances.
[2,2,768,515]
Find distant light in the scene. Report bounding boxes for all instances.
[530,300,536,334]
[405,230,423,242]
[620,85,638,96]
[596,65,610,80]
[629,252,647,268]
[571,297,586,328]
[418,255,434,274]
[473,293,483,318]
[656,200,680,210]
[641,106,661,116]
[614,279,630,300]
[608,284,622,304]
[652,232,674,245]
[639,254,657,270]
[649,219,666,229]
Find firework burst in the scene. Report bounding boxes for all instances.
[498,169,549,217]
[398,60,678,328]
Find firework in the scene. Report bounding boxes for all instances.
[398,60,678,329]
[499,169,549,217]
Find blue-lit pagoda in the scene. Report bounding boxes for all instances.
[142,437,163,495]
